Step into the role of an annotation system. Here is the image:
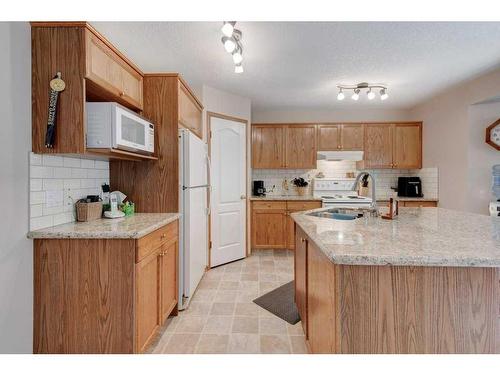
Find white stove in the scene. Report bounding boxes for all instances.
[313,178,373,208]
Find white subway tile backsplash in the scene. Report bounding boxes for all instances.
[252,163,439,201]
[30,204,43,218]
[30,191,46,205]
[30,153,42,166]
[30,216,54,231]
[95,160,109,170]
[71,168,87,178]
[42,155,64,167]
[42,179,64,190]
[29,152,110,230]
[53,167,72,179]
[81,159,95,168]
[64,179,81,189]
[63,156,81,168]
[30,179,43,191]
[30,165,54,179]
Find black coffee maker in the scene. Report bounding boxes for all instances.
[397,177,423,197]
[252,180,266,196]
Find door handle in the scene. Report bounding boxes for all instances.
[240,195,247,200]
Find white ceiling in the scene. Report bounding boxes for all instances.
[92,22,500,110]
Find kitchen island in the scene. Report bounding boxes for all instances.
[29,213,180,354]
[292,207,500,353]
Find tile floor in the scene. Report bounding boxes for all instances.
[150,249,308,354]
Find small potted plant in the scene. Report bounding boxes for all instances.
[292,177,309,196]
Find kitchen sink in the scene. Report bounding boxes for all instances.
[307,208,372,220]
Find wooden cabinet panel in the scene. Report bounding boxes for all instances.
[308,240,338,353]
[393,123,422,169]
[341,124,364,150]
[317,125,340,150]
[85,31,143,110]
[285,125,317,169]
[286,201,322,250]
[160,241,178,323]
[252,201,287,210]
[135,248,161,353]
[251,207,287,249]
[252,126,285,168]
[178,81,203,138]
[363,124,393,168]
[295,226,308,338]
[136,221,178,262]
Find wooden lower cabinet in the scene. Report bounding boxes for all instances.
[136,249,161,352]
[33,220,179,354]
[296,235,499,353]
[378,200,438,208]
[251,200,321,250]
[294,227,308,338]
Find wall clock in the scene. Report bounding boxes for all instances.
[486,119,500,150]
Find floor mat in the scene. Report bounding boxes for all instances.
[253,281,300,325]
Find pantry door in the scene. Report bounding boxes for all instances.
[209,114,247,267]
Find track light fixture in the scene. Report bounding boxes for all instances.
[220,22,244,74]
[336,82,389,101]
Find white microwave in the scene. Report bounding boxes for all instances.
[86,102,154,154]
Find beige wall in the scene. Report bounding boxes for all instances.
[251,107,413,123]
[0,22,32,353]
[410,67,500,212]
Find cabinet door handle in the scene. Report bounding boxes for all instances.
[301,238,306,243]
[161,234,167,239]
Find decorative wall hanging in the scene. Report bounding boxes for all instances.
[45,72,66,148]
[485,119,500,150]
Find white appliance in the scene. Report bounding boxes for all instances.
[317,150,364,161]
[86,102,154,154]
[178,129,210,310]
[313,178,373,208]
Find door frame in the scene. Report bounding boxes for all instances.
[206,111,249,268]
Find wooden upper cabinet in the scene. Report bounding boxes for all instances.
[31,22,146,156]
[317,124,363,151]
[285,125,317,169]
[252,125,285,168]
[178,80,203,139]
[341,124,364,150]
[85,29,143,110]
[393,123,422,169]
[362,124,394,168]
[317,125,341,150]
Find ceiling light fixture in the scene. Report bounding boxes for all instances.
[337,88,345,101]
[367,88,375,100]
[234,64,244,74]
[380,88,389,100]
[222,36,236,53]
[232,46,243,64]
[221,21,236,37]
[220,23,244,74]
[351,89,360,101]
[336,82,389,102]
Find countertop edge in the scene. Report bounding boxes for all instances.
[28,213,181,240]
[249,196,322,201]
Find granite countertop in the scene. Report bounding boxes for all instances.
[28,213,180,239]
[250,195,322,201]
[292,207,500,267]
[377,197,439,202]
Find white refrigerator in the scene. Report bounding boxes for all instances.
[178,129,210,310]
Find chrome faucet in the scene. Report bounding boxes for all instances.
[352,172,378,213]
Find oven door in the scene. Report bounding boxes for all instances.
[113,106,154,153]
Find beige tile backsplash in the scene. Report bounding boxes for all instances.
[252,160,439,200]
[29,152,110,230]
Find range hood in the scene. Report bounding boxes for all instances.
[317,150,364,161]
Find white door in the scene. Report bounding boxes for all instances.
[210,117,246,267]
